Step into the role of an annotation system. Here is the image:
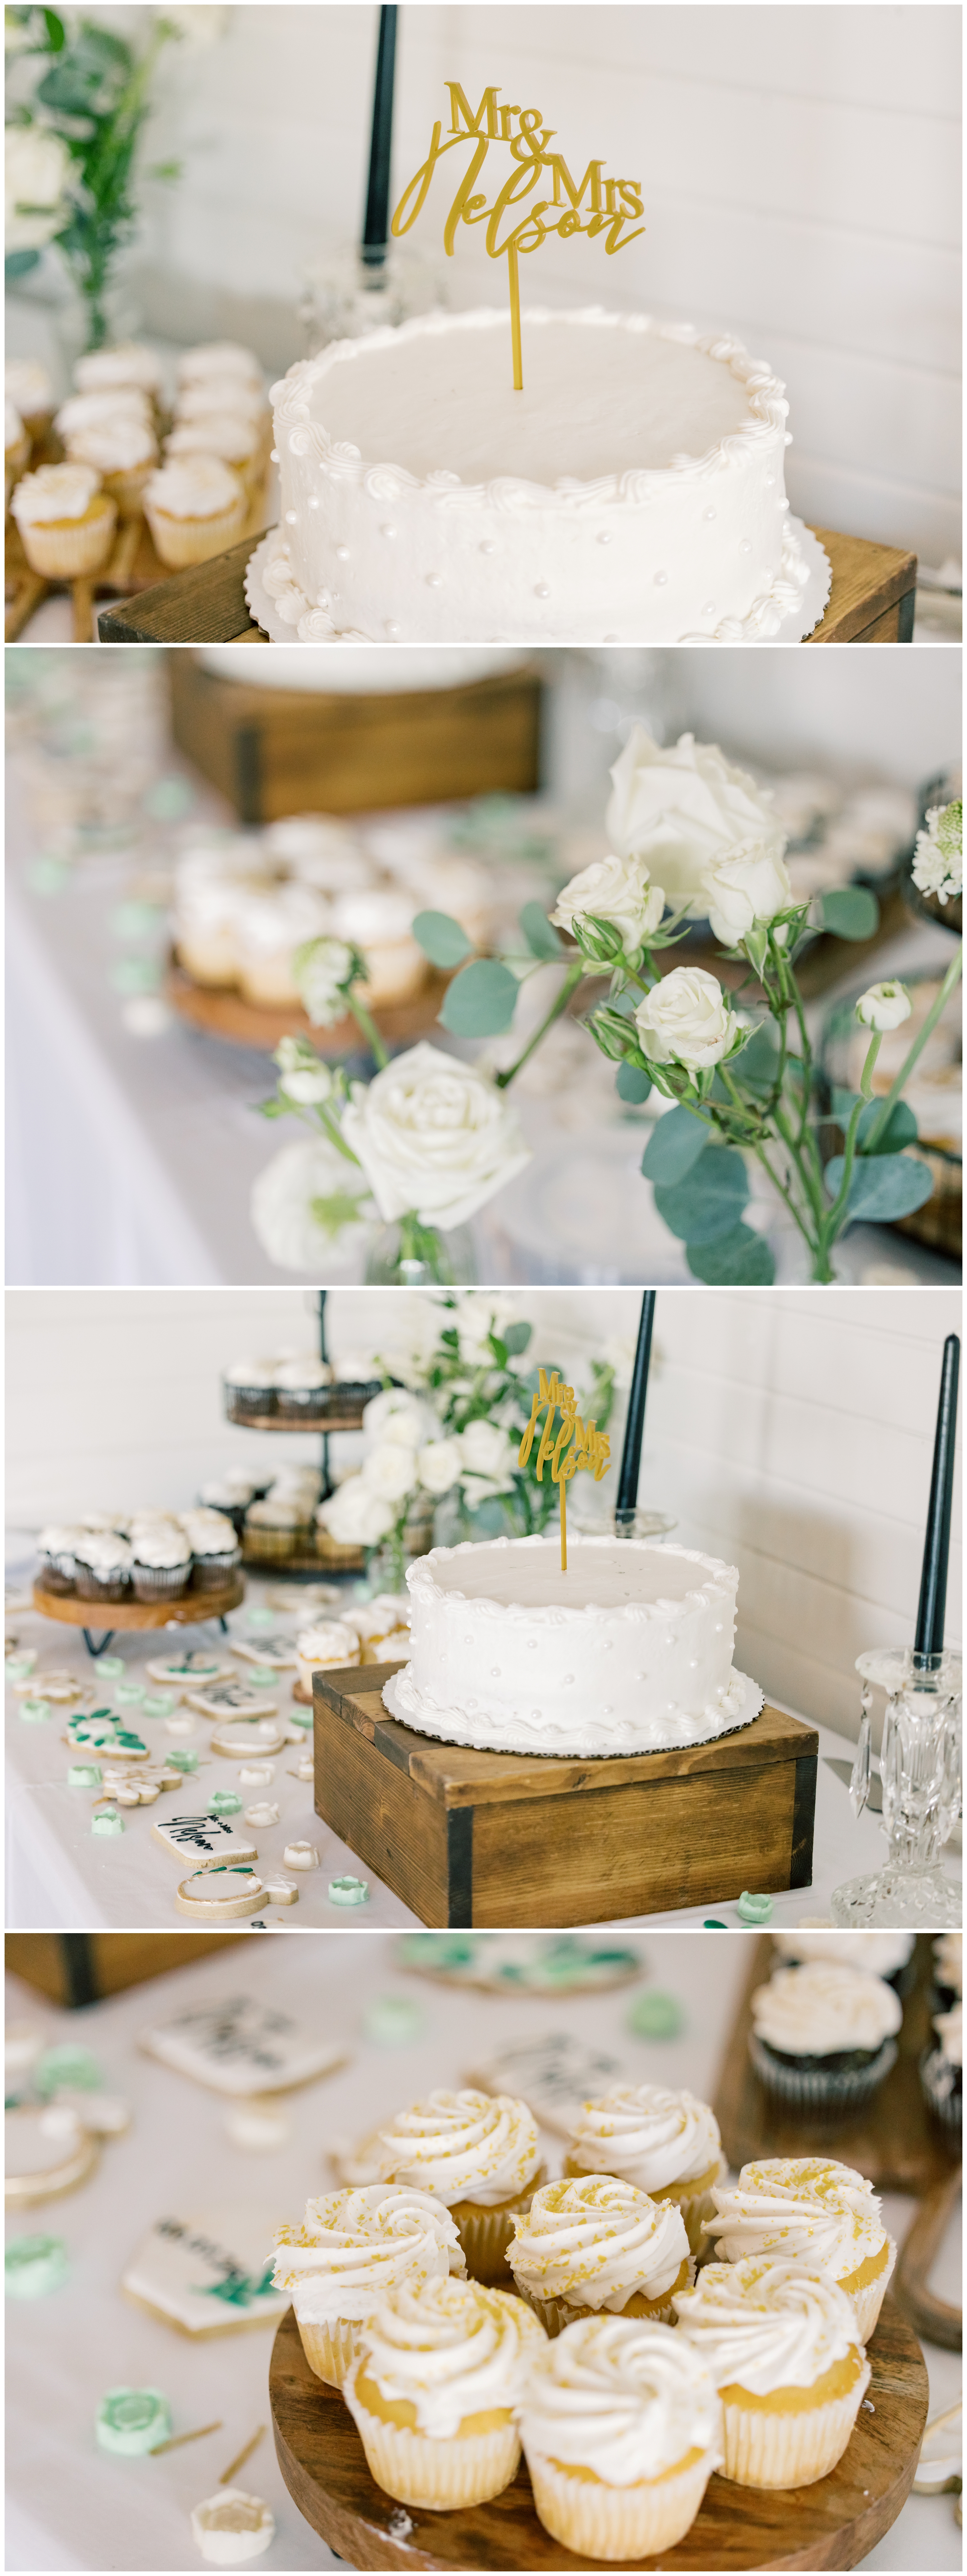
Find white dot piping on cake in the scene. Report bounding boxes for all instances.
[426,573,442,588]
[284,510,297,525]
[479,539,497,555]
[335,545,350,560]
[739,538,752,553]
[702,507,717,522]
[384,621,399,637]
[534,582,550,598]
[596,531,611,546]
[653,570,668,587]
[270,448,279,463]
[307,495,320,510]
[381,524,397,539]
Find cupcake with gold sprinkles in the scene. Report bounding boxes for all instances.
[344,2273,546,2508]
[518,2313,722,2559]
[564,2082,725,2257]
[706,2157,896,2344]
[375,2088,544,2285]
[508,2173,693,2336]
[270,2184,465,2387]
[674,2255,870,2487]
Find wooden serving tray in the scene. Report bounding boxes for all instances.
[167,955,452,1055]
[312,1673,818,1929]
[33,1575,244,1632]
[269,2295,928,2572]
[6,488,269,644]
[94,526,917,649]
[713,1934,962,2195]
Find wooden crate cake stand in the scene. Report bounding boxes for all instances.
[312,1669,818,1928]
[33,1573,244,1660]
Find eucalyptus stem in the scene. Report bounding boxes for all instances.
[315,1101,363,1166]
[346,992,390,1069]
[494,960,583,1090]
[861,948,964,1151]
[821,1091,867,1240]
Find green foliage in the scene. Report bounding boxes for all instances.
[519,901,564,960]
[502,1321,532,1357]
[616,1063,652,1104]
[412,909,473,968]
[12,11,178,347]
[823,1151,933,1225]
[641,1105,708,1185]
[818,886,880,940]
[686,1224,776,1285]
[831,1090,918,1154]
[438,959,519,1037]
[654,1143,750,1244]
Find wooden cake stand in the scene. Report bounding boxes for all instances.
[269,2296,928,2572]
[166,958,453,1056]
[32,1574,244,1659]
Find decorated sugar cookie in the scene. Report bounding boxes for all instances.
[176,1869,265,1922]
[186,1683,279,1721]
[120,2208,290,2332]
[232,1636,298,1670]
[139,1997,344,2094]
[146,1650,236,1688]
[152,1813,259,1869]
[210,1717,288,1760]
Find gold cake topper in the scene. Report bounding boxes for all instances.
[392,85,645,390]
[518,1369,611,1571]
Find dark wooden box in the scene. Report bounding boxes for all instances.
[6,1932,259,2007]
[168,650,542,823]
[313,1667,818,1928]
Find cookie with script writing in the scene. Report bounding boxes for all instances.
[121,2208,290,2334]
[152,1814,258,1869]
[139,1997,346,2095]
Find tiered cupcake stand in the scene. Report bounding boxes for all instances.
[31,1574,245,1661]
[228,1291,378,1583]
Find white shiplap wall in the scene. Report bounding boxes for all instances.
[6,1285,961,1739]
[133,2,961,563]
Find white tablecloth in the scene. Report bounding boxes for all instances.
[7,1569,960,1934]
[5,1933,961,2572]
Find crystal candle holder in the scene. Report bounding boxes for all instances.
[298,245,441,358]
[832,1646,962,1928]
[568,1503,676,1542]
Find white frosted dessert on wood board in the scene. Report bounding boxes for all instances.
[382,1535,763,1758]
[264,306,808,646]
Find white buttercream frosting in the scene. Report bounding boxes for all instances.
[751,1962,903,2057]
[7,360,53,416]
[178,1510,237,1555]
[568,2085,722,2192]
[271,2185,465,2321]
[509,2176,690,2311]
[166,413,258,465]
[177,342,263,388]
[349,2274,545,2440]
[55,388,153,437]
[376,2088,540,2208]
[74,341,164,394]
[674,2257,863,2395]
[296,1620,360,1668]
[145,455,243,519]
[38,1524,86,1555]
[772,1933,914,1978]
[6,399,25,448]
[132,1528,191,1570]
[72,1532,133,1572]
[933,2002,962,2066]
[175,379,267,424]
[934,1934,962,1997]
[10,462,101,525]
[63,416,157,473]
[518,2314,722,2486]
[707,2160,892,2285]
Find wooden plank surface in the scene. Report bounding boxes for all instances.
[806,528,917,644]
[469,1759,799,1926]
[269,2295,928,2572]
[713,1934,961,2195]
[167,654,542,816]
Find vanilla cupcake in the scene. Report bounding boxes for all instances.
[61,411,158,520]
[10,461,116,577]
[707,2158,896,2344]
[518,2314,722,2560]
[6,359,55,446]
[771,1932,916,1995]
[264,812,370,892]
[6,398,30,501]
[55,387,153,443]
[674,2257,869,2487]
[165,411,261,499]
[343,1595,411,1665]
[376,2090,544,2286]
[272,2184,466,2387]
[509,2176,692,2338]
[232,881,330,1007]
[295,1621,361,1696]
[564,2084,725,2258]
[175,376,268,432]
[176,341,263,393]
[344,2274,545,2509]
[330,886,427,1008]
[74,341,164,402]
[749,1961,902,2113]
[143,454,246,569]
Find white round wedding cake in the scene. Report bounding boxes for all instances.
[262,306,811,646]
[382,1534,763,1758]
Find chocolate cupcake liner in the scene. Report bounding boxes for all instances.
[748,2032,898,2113]
[131,1564,191,1602]
[919,2045,962,2131]
[37,1555,76,1595]
[191,1551,241,1591]
[275,1391,330,1421]
[73,1570,130,1602]
[223,1386,275,1421]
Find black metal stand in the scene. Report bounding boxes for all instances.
[81,1612,230,1658]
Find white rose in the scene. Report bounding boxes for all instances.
[317,1476,395,1548]
[274,1034,333,1104]
[416,1438,463,1496]
[458,1420,517,1483]
[912,802,962,906]
[635,968,744,1070]
[293,936,356,1028]
[362,1443,419,1503]
[340,1042,531,1231]
[856,982,913,1033]
[606,727,785,913]
[551,853,665,947]
[453,1294,521,1362]
[362,1390,433,1448]
[5,126,72,250]
[701,839,794,945]
[250,1137,371,1273]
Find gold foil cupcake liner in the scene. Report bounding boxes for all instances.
[345,2374,520,2508]
[18,497,117,578]
[720,2362,870,2488]
[525,2446,714,2559]
[294,2312,361,2388]
[518,2277,685,2337]
[143,494,246,567]
[452,2177,544,2286]
[848,2245,895,2344]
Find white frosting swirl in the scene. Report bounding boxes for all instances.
[349,2274,544,2439]
[178,1511,237,1555]
[271,2185,465,2322]
[132,1528,190,1570]
[772,1933,914,1978]
[377,2088,540,2208]
[674,2257,861,2395]
[74,341,164,394]
[751,1962,902,2056]
[72,1532,133,1572]
[176,341,263,387]
[64,417,157,473]
[166,414,257,465]
[7,360,53,415]
[10,463,101,526]
[933,2002,962,2067]
[707,2159,890,2281]
[38,1525,85,1554]
[55,389,153,436]
[296,1620,359,1665]
[175,379,267,424]
[6,400,25,449]
[934,1934,962,1997]
[508,2176,690,2310]
[144,455,243,519]
[518,2314,722,2487]
[568,2085,721,2191]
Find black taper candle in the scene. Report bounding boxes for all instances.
[616,1291,656,1520]
[914,1333,960,1657]
[361,5,398,269]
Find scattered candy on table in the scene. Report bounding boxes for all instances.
[6,2234,70,2299]
[96,2387,172,2455]
[35,2045,102,2097]
[626,1989,685,2040]
[737,1890,774,1925]
[283,1842,319,1871]
[363,1995,426,2047]
[328,1874,369,1906]
[190,2488,275,2565]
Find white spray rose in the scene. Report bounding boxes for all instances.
[316,1476,395,1548]
[250,1138,371,1272]
[912,802,962,906]
[362,1444,419,1503]
[635,968,745,1071]
[855,982,913,1033]
[362,1390,434,1449]
[551,852,665,947]
[458,1420,517,1484]
[274,1035,333,1105]
[293,936,356,1028]
[606,727,784,913]
[340,1042,531,1230]
[702,839,794,945]
[416,1438,464,1496]
[5,127,73,250]
[453,1294,522,1362]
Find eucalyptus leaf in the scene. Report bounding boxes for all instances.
[438,958,519,1037]
[832,1092,918,1154]
[823,1151,933,1224]
[616,1063,652,1104]
[503,1321,532,1355]
[654,1143,750,1243]
[641,1104,708,1185]
[818,886,880,940]
[686,1223,776,1285]
[412,909,473,968]
[5,250,39,278]
[519,901,564,960]
[737,1024,781,1090]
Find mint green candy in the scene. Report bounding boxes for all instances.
[329,1876,369,1907]
[115,1682,145,1707]
[109,900,165,940]
[36,2044,102,2098]
[363,1995,424,2046]
[95,1658,125,1679]
[167,1749,198,1773]
[247,1668,277,1688]
[737,1890,774,1925]
[96,2386,171,2455]
[142,1694,175,1718]
[6,2234,69,2299]
[5,1656,36,1682]
[208,1789,242,1817]
[247,1607,276,1628]
[68,1763,102,1787]
[626,1990,685,2040]
[110,956,161,995]
[288,1706,313,1731]
[92,1807,123,1836]
[20,1699,52,1724]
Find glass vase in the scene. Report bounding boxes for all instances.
[831,1647,962,1929]
[364,1218,476,1287]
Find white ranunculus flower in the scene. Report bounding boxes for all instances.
[606,727,785,914]
[362,1389,433,1449]
[855,981,913,1033]
[701,839,794,946]
[316,1476,395,1548]
[274,1034,333,1104]
[458,1419,517,1483]
[340,1042,531,1231]
[912,801,962,906]
[453,1293,521,1362]
[5,126,73,250]
[551,852,665,947]
[361,1443,419,1503]
[416,1438,463,1495]
[293,936,356,1028]
[635,968,744,1070]
[250,1137,371,1272]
